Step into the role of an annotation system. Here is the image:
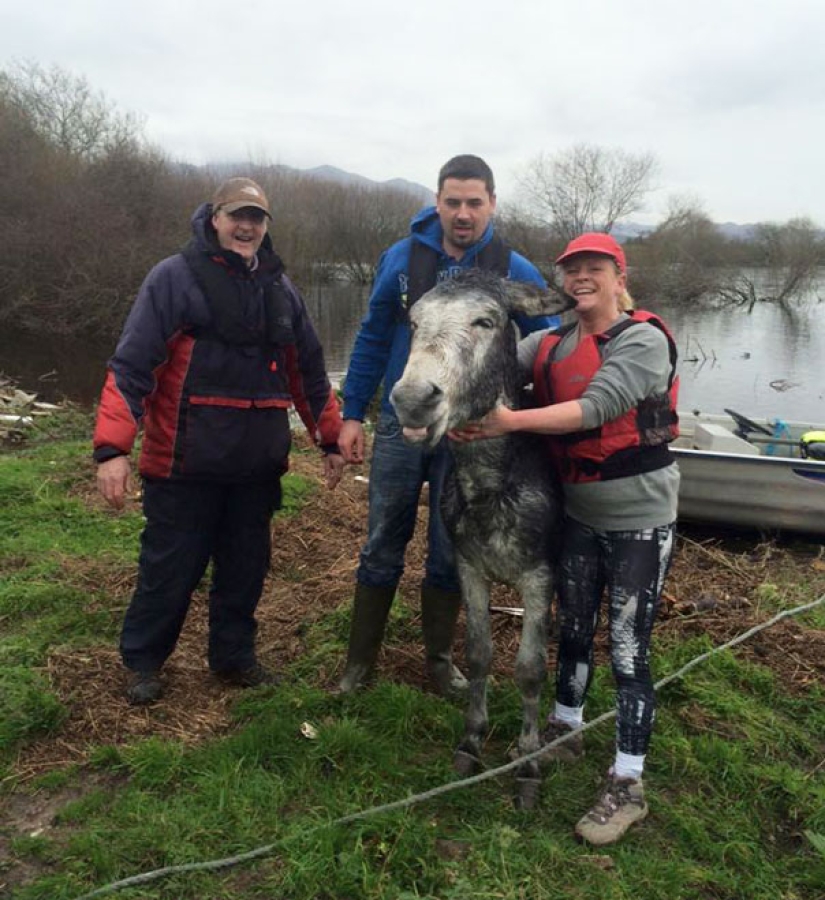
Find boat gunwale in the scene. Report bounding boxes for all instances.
[672,446,825,473]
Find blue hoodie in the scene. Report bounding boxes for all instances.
[342,207,557,421]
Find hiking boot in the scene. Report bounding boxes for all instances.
[540,716,584,764]
[575,773,648,845]
[126,670,163,705]
[215,663,280,688]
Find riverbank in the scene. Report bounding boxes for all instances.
[1,412,824,899]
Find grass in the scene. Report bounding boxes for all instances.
[1,412,824,899]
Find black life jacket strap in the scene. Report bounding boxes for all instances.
[603,315,679,389]
[181,243,294,347]
[405,233,511,311]
[566,444,675,482]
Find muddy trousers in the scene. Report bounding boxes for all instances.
[555,518,676,756]
[120,478,281,674]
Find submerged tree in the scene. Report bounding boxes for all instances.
[630,199,825,311]
[754,219,823,304]
[704,218,824,311]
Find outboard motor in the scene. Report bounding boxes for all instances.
[800,431,825,460]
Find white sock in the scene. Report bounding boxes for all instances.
[553,702,584,728]
[613,751,645,781]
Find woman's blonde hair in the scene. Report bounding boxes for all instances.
[619,290,635,311]
[614,260,634,311]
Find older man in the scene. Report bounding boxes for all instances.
[94,177,344,704]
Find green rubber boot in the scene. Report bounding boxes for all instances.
[420,583,469,700]
[336,583,396,694]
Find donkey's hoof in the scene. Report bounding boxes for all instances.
[453,749,482,777]
[515,776,541,810]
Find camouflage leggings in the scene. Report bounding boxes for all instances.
[555,517,676,756]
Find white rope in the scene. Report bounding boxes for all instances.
[72,592,825,899]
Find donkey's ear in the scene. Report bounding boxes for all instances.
[504,281,570,318]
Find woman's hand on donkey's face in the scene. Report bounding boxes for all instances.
[448,422,484,443]
[448,407,513,442]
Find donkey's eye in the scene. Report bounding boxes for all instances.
[472,317,495,329]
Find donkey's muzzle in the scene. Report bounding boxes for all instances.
[390,380,444,428]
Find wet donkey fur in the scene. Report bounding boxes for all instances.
[390,269,567,808]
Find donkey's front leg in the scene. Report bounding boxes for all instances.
[453,560,491,776]
[512,567,552,809]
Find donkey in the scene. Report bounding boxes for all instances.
[390,269,568,809]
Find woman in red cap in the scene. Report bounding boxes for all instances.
[452,232,680,845]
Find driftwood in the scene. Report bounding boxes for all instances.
[0,376,60,440]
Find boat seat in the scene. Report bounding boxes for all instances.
[692,423,760,455]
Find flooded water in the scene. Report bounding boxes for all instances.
[654,294,824,424]
[2,276,823,424]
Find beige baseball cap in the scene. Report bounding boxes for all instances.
[212,177,272,218]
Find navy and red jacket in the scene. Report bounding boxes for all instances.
[93,203,341,482]
[532,311,679,483]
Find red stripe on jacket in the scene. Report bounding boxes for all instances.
[138,333,195,479]
[283,344,342,447]
[93,371,139,454]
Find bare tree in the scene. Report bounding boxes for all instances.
[327,184,421,283]
[0,63,191,334]
[629,194,742,307]
[494,206,553,273]
[1,61,142,160]
[516,144,658,243]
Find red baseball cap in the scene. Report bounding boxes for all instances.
[555,232,626,273]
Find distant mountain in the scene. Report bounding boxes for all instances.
[198,161,433,204]
[303,164,372,185]
[611,221,655,242]
[613,220,760,243]
[384,177,435,203]
[303,165,433,203]
[715,222,759,241]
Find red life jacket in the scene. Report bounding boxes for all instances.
[532,311,680,483]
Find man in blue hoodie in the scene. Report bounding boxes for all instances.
[336,155,559,697]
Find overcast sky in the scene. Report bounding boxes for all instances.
[2,0,823,226]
